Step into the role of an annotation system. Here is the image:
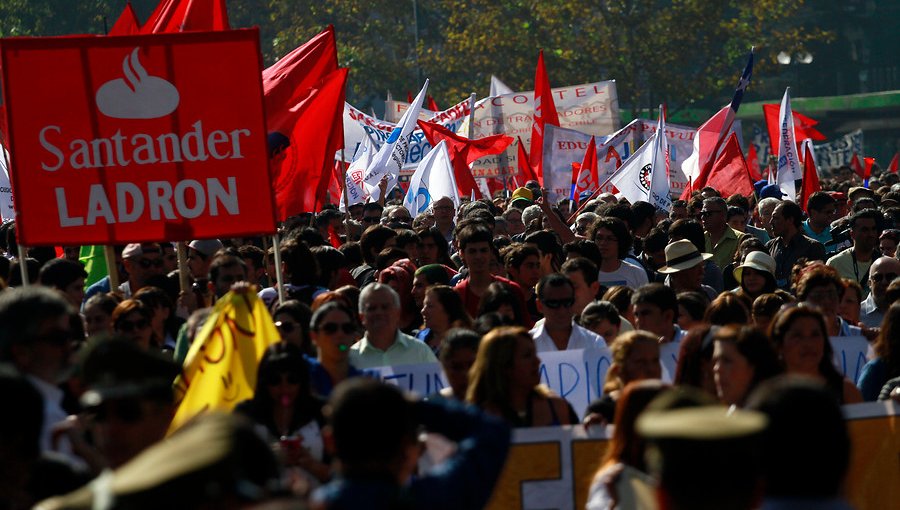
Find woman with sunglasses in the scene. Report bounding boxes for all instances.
[273,300,313,356]
[419,285,473,355]
[112,299,158,350]
[235,342,330,484]
[307,302,363,397]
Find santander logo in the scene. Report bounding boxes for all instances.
[96,48,180,119]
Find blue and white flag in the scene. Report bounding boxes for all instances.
[776,87,800,201]
[363,80,429,194]
[649,106,672,212]
[609,108,671,211]
[403,141,460,218]
[340,137,376,210]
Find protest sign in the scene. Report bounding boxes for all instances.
[815,129,864,170]
[830,335,871,385]
[1,30,275,245]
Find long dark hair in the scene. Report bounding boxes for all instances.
[244,342,322,436]
[769,306,845,401]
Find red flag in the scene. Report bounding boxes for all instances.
[863,157,876,181]
[889,153,899,174]
[269,69,348,220]
[700,133,755,198]
[763,104,826,153]
[573,136,598,203]
[799,142,821,212]
[529,50,560,185]
[0,105,7,147]
[427,95,440,112]
[746,143,762,181]
[263,27,339,133]
[417,120,514,198]
[141,0,229,33]
[516,136,539,184]
[109,1,141,35]
[851,152,865,180]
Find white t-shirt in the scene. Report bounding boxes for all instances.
[598,260,649,289]
[529,319,607,352]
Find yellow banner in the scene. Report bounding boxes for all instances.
[169,289,280,432]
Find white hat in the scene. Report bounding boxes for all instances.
[657,240,713,274]
[733,251,776,284]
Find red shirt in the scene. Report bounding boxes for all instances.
[454,275,533,328]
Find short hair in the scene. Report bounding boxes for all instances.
[580,300,621,329]
[395,229,419,249]
[310,245,348,287]
[588,216,633,259]
[603,285,634,316]
[642,225,670,254]
[521,204,543,227]
[38,258,87,290]
[501,243,540,270]
[0,287,73,360]
[237,245,265,271]
[725,194,750,212]
[704,294,750,326]
[796,265,844,301]
[362,202,383,216]
[457,224,493,251]
[358,282,401,312]
[84,293,121,316]
[757,197,781,216]
[440,328,481,363]
[777,201,804,228]
[629,201,656,231]
[525,230,563,266]
[726,206,746,221]
[850,208,883,231]
[561,257,599,285]
[668,218,706,254]
[702,196,727,212]
[562,239,602,267]
[751,293,786,319]
[536,273,575,300]
[310,301,357,332]
[208,252,247,283]
[632,283,678,315]
[359,226,398,264]
[806,191,836,213]
[677,291,709,323]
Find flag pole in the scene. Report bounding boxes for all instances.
[566,167,623,224]
[16,243,28,286]
[104,246,119,290]
[271,232,286,306]
[176,241,190,294]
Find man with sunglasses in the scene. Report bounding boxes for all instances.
[119,243,165,298]
[861,256,900,328]
[530,273,606,352]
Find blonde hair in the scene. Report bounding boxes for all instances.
[603,331,659,394]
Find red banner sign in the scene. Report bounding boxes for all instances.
[1,29,276,246]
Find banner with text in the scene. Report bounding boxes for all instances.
[1,30,275,245]
[815,129,863,171]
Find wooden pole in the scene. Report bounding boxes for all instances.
[103,246,119,290]
[271,233,286,306]
[17,243,28,286]
[176,241,190,294]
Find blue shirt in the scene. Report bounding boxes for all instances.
[305,356,366,398]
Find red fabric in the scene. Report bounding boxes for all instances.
[573,136,598,204]
[0,105,7,146]
[863,157,876,181]
[762,104,826,155]
[680,105,732,199]
[889,153,899,174]
[109,2,141,35]
[406,91,413,104]
[454,275,532,328]
[516,136,539,184]
[799,143,821,213]
[700,133,754,198]
[263,26,338,134]
[141,0,229,34]
[269,69,348,220]
[327,225,342,248]
[851,152,865,180]
[529,50,560,186]
[417,120,513,199]
[746,142,762,181]
[426,95,440,112]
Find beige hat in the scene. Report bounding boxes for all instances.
[657,240,713,274]
[637,406,768,440]
[733,251,776,284]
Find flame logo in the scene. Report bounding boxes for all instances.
[96,48,180,119]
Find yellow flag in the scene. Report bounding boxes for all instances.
[169,289,280,433]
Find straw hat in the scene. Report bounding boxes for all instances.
[733,251,776,284]
[657,240,713,274]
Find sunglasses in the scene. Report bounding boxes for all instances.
[542,298,574,309]
[87,398,144,424]
[871,272,898,284]
[137,258,164,269]
[265,372,301,386]
[318,322,356,335]
[117,319,149,332]
[275,321,299,334]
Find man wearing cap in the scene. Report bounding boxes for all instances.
[509,187,534,211]
[827,208,882,299]
[120,243,165,298]
[187,238,225,281]
[802,191,837,253]
[860,256,900,328]
[530,273,606,352]
[659,240,717,301]
[77,338,181,469]
[702,197,747,271]
[767,201,826,289]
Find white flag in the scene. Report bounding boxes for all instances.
[0,147,14,220]
[403,141,460,218]
[489,75,513,96]
[649,106,672,212]
[776,87,801,202]
[340,137,376,210]
[363,80,429,189]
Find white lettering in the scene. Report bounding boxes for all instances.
[181,121,208,162]
[148,181,176,220]
[86,184,115,225]
[39,126,64,171]
[131,133,159,165]
[55,187,83,226]
[116,182,144,223]
[207,177,239,216]
[174,179,205,218]
[207,130,231,159]
[229,129,250,158]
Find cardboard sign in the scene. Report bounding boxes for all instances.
[1,29,276,245]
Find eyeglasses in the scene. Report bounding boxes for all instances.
[542,298,575,309]
[275,321,299,334]
[137,258,164,269]
[117,318,149,332]
[700,209,724,217]
[265,372,301,386]
[318,322,356,335]
[87,398,144,424]
[362,216,380,224]
[871,273,898,284]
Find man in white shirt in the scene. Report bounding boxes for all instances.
[530,273,606,352]
[350,283,437,368]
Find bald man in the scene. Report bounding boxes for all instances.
[860,256,900,327]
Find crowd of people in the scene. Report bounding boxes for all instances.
[2,164,899,509]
